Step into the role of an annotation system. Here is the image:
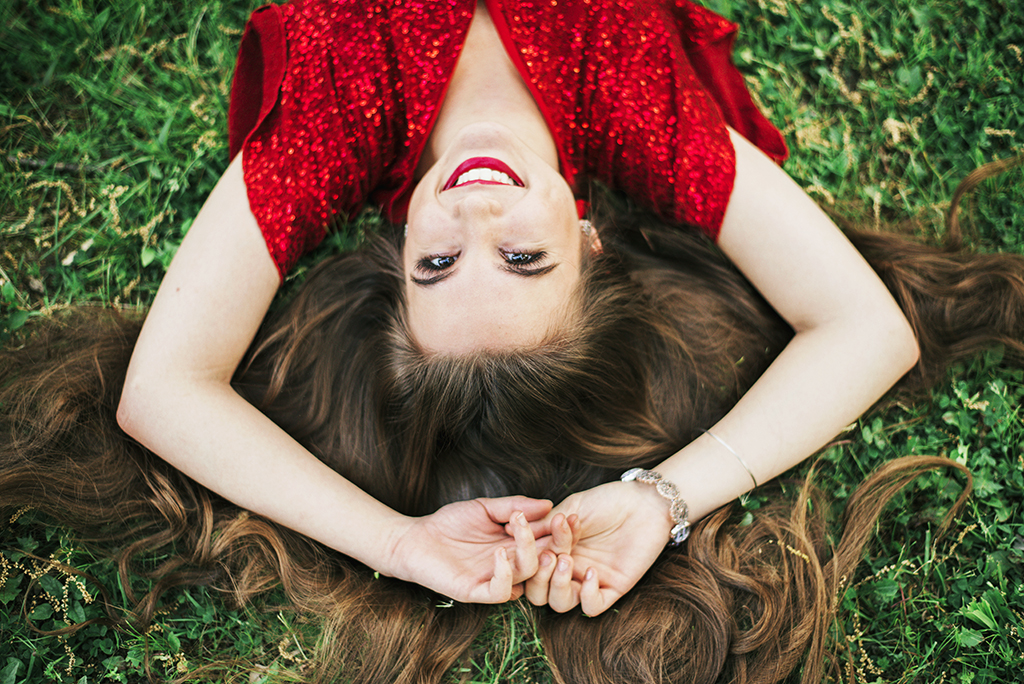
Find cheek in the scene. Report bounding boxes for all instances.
[406,187,425,225]
[400,248,413,278]
[406,176,439,227]
[537,181,578,226]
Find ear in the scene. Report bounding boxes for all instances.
[579,218,603,255]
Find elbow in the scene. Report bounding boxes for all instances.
[883,305,921,379]
[831,299,920,386]
[116,371,144,437]
[117,365,163,440]
[117,365,230,445]
[903,324,922,374]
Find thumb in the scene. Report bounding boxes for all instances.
[479,496,553,523]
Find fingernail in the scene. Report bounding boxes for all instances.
[557,556,570,572]
[540,553,553,567]
[585,568,595,581]
[516,511,528,527]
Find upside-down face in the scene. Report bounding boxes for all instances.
[403,122,597,353]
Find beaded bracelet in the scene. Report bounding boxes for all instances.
[620,467,690,545]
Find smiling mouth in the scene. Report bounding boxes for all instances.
[443,157,524,190]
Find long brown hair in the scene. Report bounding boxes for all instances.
[1,157,1021,683]
[234,204,792,515]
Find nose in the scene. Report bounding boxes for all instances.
[451,193,504,221]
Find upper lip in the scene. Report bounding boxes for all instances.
[443,157,524,191]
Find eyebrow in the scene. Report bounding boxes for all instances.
[410,262,560,287]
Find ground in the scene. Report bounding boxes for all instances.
[1,0,1023,682]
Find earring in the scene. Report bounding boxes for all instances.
[403,223,409,237]
[580,219,593,236]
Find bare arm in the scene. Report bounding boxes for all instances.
[117,155,545,602]
[654,128,920,516]
[527,129,919,614]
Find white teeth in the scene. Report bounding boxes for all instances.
[453,168,517,187]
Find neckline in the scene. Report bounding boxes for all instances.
[391,0,576,222]
[482,0,573,188]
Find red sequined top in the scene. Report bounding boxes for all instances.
[228,0,788,278]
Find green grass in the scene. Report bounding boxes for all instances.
[2,0,1023,682]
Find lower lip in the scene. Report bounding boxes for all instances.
[443,157,524,190]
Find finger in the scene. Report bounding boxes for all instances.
[567,514,582,547]
[516,497,554,520]
[511,582,525,601]
[548,553,580,613]
[506,514,554,540]
[481,496,553,523]
[481,547,514,604]
[548,514,575,556]
[525,551,557,606]
[510,512,578,551]
[515,517,554,540]
[509,511,539,581]
[579,567,609,617]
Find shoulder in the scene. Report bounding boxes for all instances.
[228,0,472,276]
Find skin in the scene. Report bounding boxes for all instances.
[117,1,561,605]
[403,123,590,353]
[118,154,549,604]
[119,1,920,617]
[521,130,919,616]
[403,3,594,352]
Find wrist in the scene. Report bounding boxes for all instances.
[655,434,763,522]
[375,512,419,581]
[619,471,681,545]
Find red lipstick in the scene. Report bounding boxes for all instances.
[443,157,524,190]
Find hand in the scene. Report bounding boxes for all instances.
[524,480,673,616]
[385,496,551,604]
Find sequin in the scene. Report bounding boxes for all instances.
[228,0,788,278]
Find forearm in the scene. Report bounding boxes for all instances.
[649,127,920,522]
[116,156,548,604]
[119,376,410,574]
[656,309,918,521]
[115,155,409,576]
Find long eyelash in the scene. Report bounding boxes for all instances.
[410,251,554,286]
[410,272,450,286]
[502,250,547,272]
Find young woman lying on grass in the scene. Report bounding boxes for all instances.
[3,0,1024,681]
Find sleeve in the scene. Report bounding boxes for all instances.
[569,0,785,242]
[228,5,286,161]
[227,1,383,279]
[671,0,788,165]
[571,8,736,240]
